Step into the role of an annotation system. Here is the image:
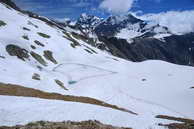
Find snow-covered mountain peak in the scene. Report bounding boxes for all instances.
[106,14,143,25]
[76,13,103,28]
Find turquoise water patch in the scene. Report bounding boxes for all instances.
[68,81,77,85]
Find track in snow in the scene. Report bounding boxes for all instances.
[52,63,118,85]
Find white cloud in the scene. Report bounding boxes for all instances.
[138,10,194,34]
[99,0,135,14]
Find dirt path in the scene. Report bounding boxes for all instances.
[0,83,137,115]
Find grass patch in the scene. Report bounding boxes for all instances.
[22,35,29,40]
[34,40,45,47]
[70,43,76,48]
[0,20,6,27]
[28,21,38,28]
[84,49,93,54]
[32,73,41,80]
[71,32,97,46]
[22,27,31,31]
[37,65,43,71]
[62,32,81,48]
[31,45,36,49]
[55,79,68,90]
[156,115,194,123]
[37,32,51,38]
[30,51,47,66]
[156,115,194,129]
[6,44,29,61]
[43,50,58,64]
[84,45,98,54]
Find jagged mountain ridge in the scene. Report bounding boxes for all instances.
[67,13,194,66]
[74,13,171,38]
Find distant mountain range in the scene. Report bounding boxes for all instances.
[62,12,194,66]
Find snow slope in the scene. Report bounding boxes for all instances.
[0,2,194,129]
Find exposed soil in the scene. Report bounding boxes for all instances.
[0,120,132,129]
[156,115,194,129]
[0,83,137,115]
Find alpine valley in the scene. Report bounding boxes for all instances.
[0,0,194,129]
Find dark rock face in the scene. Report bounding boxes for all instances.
[99,33,194,66]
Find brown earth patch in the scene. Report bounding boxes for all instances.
[0,120,132,129]
[156,115,194,129]
[0,83,137,115]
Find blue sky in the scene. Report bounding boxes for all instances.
[13,0,194,20]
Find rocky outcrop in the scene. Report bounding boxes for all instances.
[0,120,132,129]
[6,44,29,61]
